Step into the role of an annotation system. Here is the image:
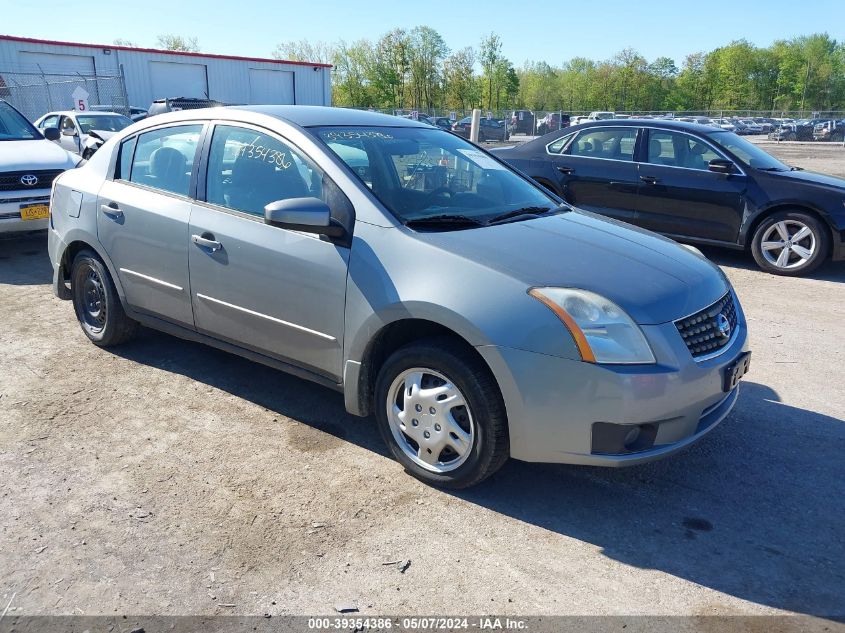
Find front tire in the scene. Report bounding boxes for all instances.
[71,250,138,346]
[374,337,509,489]
[750,211,829,276]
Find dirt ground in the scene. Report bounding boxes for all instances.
[1,145,844,621]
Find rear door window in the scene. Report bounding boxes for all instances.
[568,128,637,161]
[129,125,202,196]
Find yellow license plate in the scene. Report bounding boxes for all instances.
[20,204,49,221]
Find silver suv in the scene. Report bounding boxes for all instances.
[48,106,750,488]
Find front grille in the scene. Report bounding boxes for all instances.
[0,195,50,205]
[0,170,64,192]
[675,292,738,358]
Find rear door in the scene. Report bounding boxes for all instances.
[187,123,350,381]
[546,126,641,222]
[635,129,747,243]
[97,123,204,327]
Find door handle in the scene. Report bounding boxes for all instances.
[556,166,575,174]
[191,234,222,252]
[100,203,123,219]
[639,175,659,185]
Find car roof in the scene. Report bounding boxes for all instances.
[508,118,727,153]
[41,110,125,117]
[233,105,429,128]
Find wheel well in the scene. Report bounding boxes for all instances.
[54,240,98,297]
[744,205,834,251]
[356,319,486,417]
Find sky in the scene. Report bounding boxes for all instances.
[4,0,844,67]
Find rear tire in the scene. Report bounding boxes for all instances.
[750,211,829,276]
[374,337,509,489]
[71,249,138,346]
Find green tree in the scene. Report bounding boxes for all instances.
[155,34,200,52]
[272,40,334,65]
[478,33,502,110]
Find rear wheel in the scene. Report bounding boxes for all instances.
[374,338,509,489]
[750,211,829,276]
[71,250,138,346]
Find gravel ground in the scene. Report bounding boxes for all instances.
[1,146,844,622]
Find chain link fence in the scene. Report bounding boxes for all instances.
[0,69,130,122]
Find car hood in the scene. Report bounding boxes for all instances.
[766,168,845,190]
[87,129,119,142]
[418,211,729,325]
[0,139,78,171]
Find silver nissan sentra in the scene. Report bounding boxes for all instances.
[47,106,750,488]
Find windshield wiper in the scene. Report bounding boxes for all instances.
[404,214,485,230]
[486,205,561,226]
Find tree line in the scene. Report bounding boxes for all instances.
[272,30,845,114]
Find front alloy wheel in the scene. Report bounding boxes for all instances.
[751,211,828,276]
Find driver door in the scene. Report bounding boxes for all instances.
[188,123,351,381]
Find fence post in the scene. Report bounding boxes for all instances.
[119,64,131,116]
[38,64,55,111]
[470,108,480,143]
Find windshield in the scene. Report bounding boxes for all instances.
[708,131,789,171]
[0,101,39,141]
[76,115,132,134]
[314,126,560,227]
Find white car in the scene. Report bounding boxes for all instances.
[0,100,79,234]
[34,110,133,159]
[710,118,737,132]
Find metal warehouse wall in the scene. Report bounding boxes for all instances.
[0,36,332,111]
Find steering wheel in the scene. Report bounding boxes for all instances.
[424,187,453,204]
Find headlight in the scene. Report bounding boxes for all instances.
[529,288,656,364]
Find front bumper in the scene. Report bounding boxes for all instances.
[477,295,750,466]
[0,190,51,233]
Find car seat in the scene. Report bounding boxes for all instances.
[648,138,669,165]
[686,142,708,170]
[228,153,309,215]
[148,147,188,195]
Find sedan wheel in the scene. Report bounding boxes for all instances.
[386,368,474,473]
[751,212,828,276]
[71,250,138,345]
[374,337,509,488]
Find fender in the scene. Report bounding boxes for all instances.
[738,198,838,247]
[53,227,127,304]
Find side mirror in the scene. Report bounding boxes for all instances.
[708,158,736,174]
[264,197,345,238]
[62,127,78,137]
[43,127,60,141]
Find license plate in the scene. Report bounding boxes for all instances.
[723,352,751,392]
[20,203,49,221]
